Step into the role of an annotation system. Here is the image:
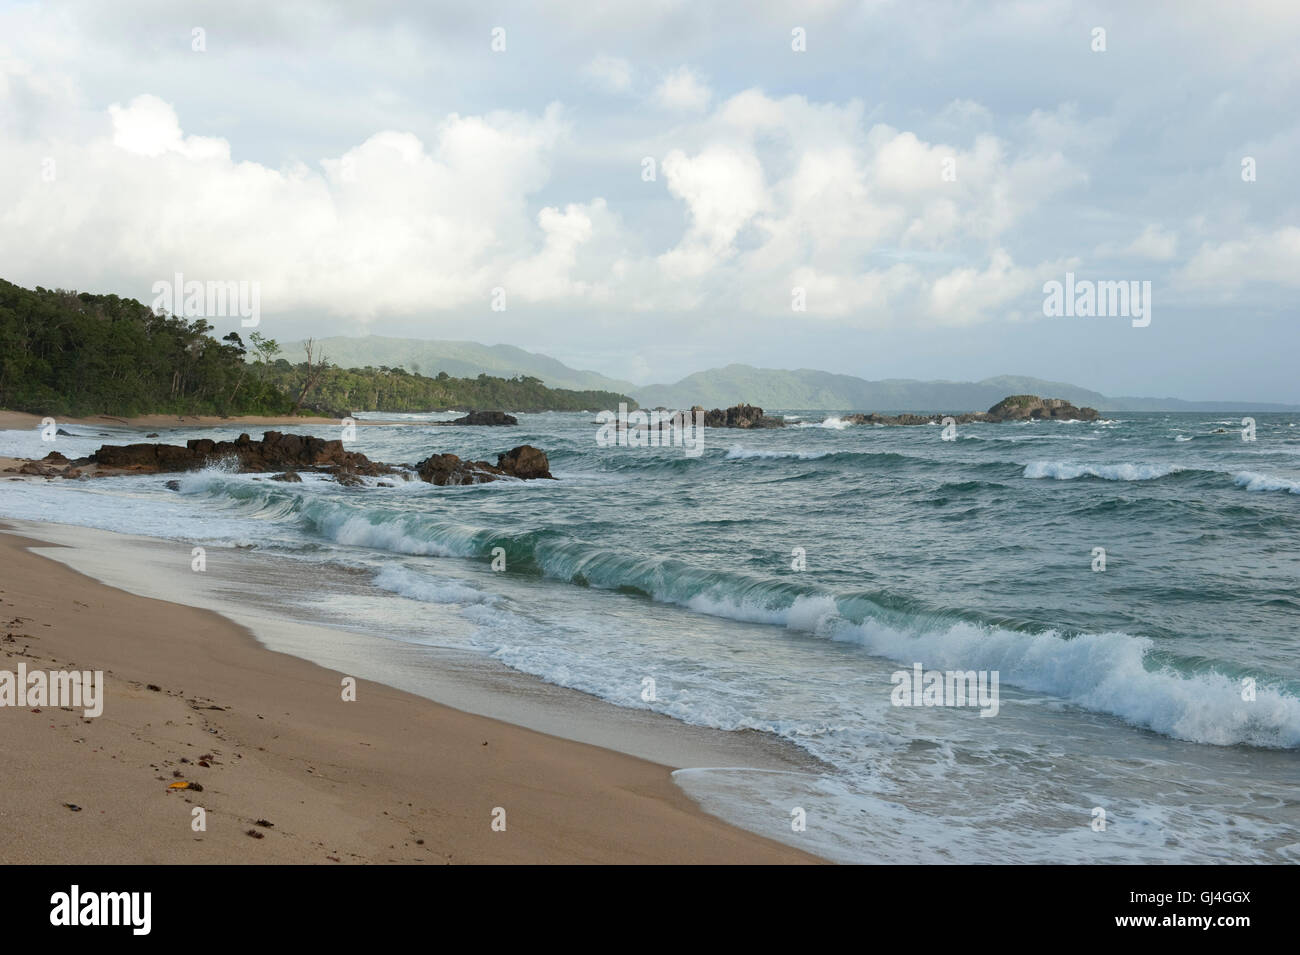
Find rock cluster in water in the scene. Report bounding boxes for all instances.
[838,395,1099,426]
[693,404,785,428]
[415,445,554,485]
[438,411,519,426]
[5,431,555,486]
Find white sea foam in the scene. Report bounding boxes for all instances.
[371,564,496,605]
[832,616,1300,748]
[684,592,839,632]
[666,583,1300,748]
[795,416,851,430]
[1022,461,1183,481]
[1234,471,1300,494]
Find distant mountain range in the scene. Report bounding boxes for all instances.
[633,366,1109,412]
[280,336,636,394]
[634,365,1300,413]
[283,337,1298,413]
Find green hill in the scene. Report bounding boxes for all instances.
[279,335,636,394]
[630,364,1110,412]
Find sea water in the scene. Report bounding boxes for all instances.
[2,410,1297,862]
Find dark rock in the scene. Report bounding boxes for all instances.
[165,480,181,491]
[91,431,389,476]
[415,453,501,486]
[695,404,784,429]
[983,395,1099,422]
[17,460,64,477]
[497,445,553,480]
[841,412,949,426]
[78,432,559,487]
[445,411,518,426]
[146,432,159,438]
[836,395,1099,427]
[414,445,552,485]
[56,428,74,436]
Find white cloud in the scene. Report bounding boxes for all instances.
[652,66,712,112]
[1,56,1293,345]
[109,94,229,160]
[1177,227,1300,289]
[582,54,633,93]
[926,250,1067,325]
[657,145,767,277]
[1115,224,1179,261]
[0,95,582,318]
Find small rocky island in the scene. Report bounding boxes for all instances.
[692,404,785,428]
[837,395,1099,426]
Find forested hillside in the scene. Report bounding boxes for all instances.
[261,362,632,415]
[0,279,633,416]
[0,279,287,416]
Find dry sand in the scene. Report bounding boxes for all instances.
[0,525,822,864]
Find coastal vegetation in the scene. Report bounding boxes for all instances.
[0,279,633,417]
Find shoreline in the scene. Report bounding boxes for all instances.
[0,520,825,864]
[0,410,406,431]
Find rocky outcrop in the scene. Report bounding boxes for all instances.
[439,411,518,426]
[497,444,553,480]
[841,412,953,426]
[834,395,1099,427]
[695,404,785,429]
[982,395,1099,422]
[91,431,389,476]
[414,453,484,486]
[6,451,82,479]
[415,445,553,486]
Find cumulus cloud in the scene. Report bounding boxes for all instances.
[652,66,712,111]
[0,94,581,318]
[1177,227,1300,289]
[0,0,1295,396]
[0,84,1110,329]
[108,94,229,159]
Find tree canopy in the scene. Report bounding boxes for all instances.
[0,279,635,417]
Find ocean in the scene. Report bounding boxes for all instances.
[3,410,1298,862]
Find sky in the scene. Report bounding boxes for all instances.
[1,0,1296,400]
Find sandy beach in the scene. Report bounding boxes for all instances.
[0,523,821,864]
